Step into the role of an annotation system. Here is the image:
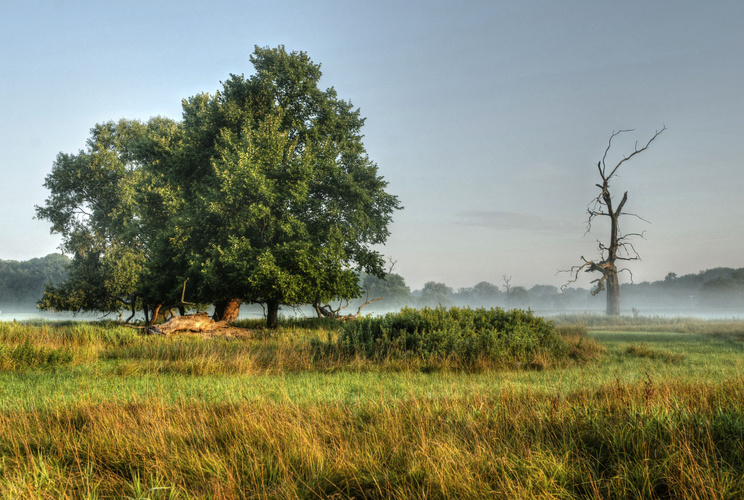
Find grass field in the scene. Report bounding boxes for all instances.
[0,314,743,499]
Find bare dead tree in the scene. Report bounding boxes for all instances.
[502,275,512,296]
[387,256,400,274]
[564,126,666,315]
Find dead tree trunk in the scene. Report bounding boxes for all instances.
[605,264,620,315]
[213,298,242,322]
[564,126,666,315]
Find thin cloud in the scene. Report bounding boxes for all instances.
[453,210,577,232]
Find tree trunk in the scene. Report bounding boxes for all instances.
[266,300,279,329]
[606,270,620,315]
[312,301,324,318]
[213,298,242,322]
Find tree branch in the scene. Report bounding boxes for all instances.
[601,129,634,178]
[605,126,666,180]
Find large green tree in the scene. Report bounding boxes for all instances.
[36,46,401,327]
[171,46,401,327]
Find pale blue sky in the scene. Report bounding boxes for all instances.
[2,0,743,291]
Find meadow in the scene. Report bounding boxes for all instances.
[0,312,742,499]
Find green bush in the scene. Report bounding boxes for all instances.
[336,307,569,367]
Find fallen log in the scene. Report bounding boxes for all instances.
[152,312,227,335]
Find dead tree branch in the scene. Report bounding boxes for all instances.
[313,287,384,321]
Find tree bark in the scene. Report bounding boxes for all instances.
[606,269,620,315]
[213,298,242,322]
[266,299,279,329]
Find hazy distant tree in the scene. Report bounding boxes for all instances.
[502,275,512,295]
[529,284,558,309]
[472,281,501,305]
[420,281,453,306]
[565,126,666,315]
[359,272,411,308]
[554,286,592,311]
[700,270,744,308]
[452,281,502,307]
[0,254,70,309]
[452,287,472,304]
[506,285,529,307]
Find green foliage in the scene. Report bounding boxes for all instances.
[34,119,162,314]
[336,306,569,367]
[34,46,400,326]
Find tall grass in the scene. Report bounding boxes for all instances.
[0,378,742,499]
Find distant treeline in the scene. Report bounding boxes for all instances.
[352,267,744,314]
[1,254,743,314]
[0,254,69,311]
[622,268,744,311]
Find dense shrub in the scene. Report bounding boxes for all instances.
[336,306,569,367]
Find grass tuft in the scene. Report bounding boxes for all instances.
[625,343,686,364]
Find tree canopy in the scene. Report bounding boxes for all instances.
[36,45,401,327]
